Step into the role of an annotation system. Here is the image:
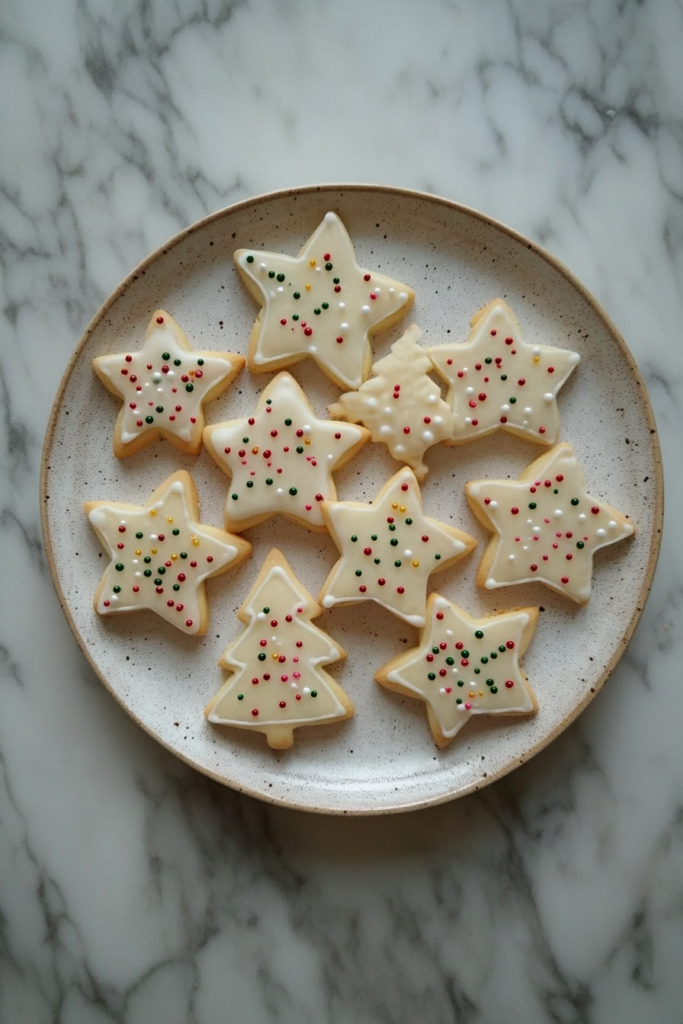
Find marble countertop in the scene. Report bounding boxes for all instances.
[2,1,682,1021]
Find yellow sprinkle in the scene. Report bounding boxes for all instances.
[412,560,420,568]
[135,549,141,556]
[305,283,312,291]
[252,446,259,454]
[189,370,195,377]
[469,691,476,698]
[171,553,178,561]
[305,438,311,445]
[478,691,484,697]
[309,259,316,267]
[533,356,540,364]
[151,548,157,555]
[399,505,406,513]
[272,653,279,660]
[150,509,157,516]
[192,537,200,547]
[167,516,173,523]
[391,502,398,510]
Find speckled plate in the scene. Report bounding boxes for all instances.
[41,185,662,815]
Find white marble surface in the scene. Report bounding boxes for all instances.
[1,0,681,1020]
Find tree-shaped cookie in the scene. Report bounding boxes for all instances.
[319,467,477,627]
[429,299,580,445]
[85,471,252,635]
[93,310,245,457]
[376,595,539,747]
[204,373,369,533]
[234,212,415,390]
[466,443,635,604]
[328,324,453,482]
[205,550,353,749]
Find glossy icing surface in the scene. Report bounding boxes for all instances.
[430,299,580,444]
[381,596,537,740]
[236,212,414,389]
[468,443,635,603]
[321,467,476,626]
[205,373,367,530]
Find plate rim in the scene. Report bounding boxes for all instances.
[40,183,664,815]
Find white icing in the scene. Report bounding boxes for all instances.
[467,443,634,603]
[328,325,453,482]
[381,597,537,740]
[235,212,413,389]
[206,373,366,530]
[429,299,580,444]
[207,563,347,728]
[87,476,241,635]
[320,467,475,627]
[94,313,239,448]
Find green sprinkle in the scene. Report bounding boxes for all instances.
[490,686,498,694]
[154,578,162,586]
[322,302,329,309]
[490,652,498,659]
[446,657,454,665]
[554,488,559,494]
[246,481,254,488]
[351,535,358,542]
[293,291,300,299]
[266,478,273,485]
[371,534,378,541]
[485,357,492,364]
[113,585,121,593]
[156,406,164,413]
[333,277,340,284]
[374,558,380,564]
[325,263,333,271]
[428,672,436,680]
[405,518,413,525]
[457,680,464,687]
[144,556,151,564]
[258,653,266,661]
[197,359,204,366]
[292,314,299,321]
[174,359,181,366]
[296,446,304,453]
[394,560,402,567]
[162,352,170,360]
[499,645,506,653]
[172,528,180,536]
[389,524,396,532]
[144,569,152,577]
[145,415,154,424]
[266,399,272,405]
[231,494,238,500]
[276,273,285,282]
[432,647,440,655]
[246,255,254,263]
[310,691,318,698]
[456,698,463,704]
[475,630,484,638]
[571,498,580,506]
[474,667,481,674]
[434,553,441,560]
[509,396,517,404]
[314,308,321,315]
[237,694,244,700]
[185,383,194,393]
[289,487,297,496]
[501,374,508,381]
[173,584,180,591]
[180,552,188,559]
[529,502,537,509]
[242,436,249,443]
[390,539,398,546]
[263,608,270,614]
[135,532,143,539]
[480,656,488,664]
[157,566,166,575]
[355,570,362,577]
[486,678,494,685]
[285,418,292,426]
[268,271,275,278]
[577,540,585,548]
[462,650,470,658]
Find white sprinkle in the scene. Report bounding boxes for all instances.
[533,526,541,534]
[338,302,345,310]
[152,372,162,384]
[532,347,541,356]
[389,287,395,295]
[308,345,317,353]
[383,406,392,415]
[340,322,349,330]
[398,292,407,301]
[428,394,438,404]
[578,513,587,522]
[395,444,405,454]
[404,550,413,558]
[361,305,371,314]
[260,262,267,270]
[608,520,617,529]
[508,554,515,562]
[423,431,434,442]
[379,425,392,436]
[501,404,510,413]
[489,500,498,509]
[367,397,377,408]
[524,407,533,415]
[544,392,554,402]
[277,286,284,293]
[596,528,606,538]
[277,488,283,496]
[554,509,563,518]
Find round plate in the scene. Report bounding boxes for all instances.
[41,185,662,814]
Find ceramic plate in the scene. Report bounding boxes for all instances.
[41,185,662,814]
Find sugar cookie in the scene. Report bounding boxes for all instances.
[376,595,538,747]
[93,310,244,458]
[85,471,251,635]
[466,442,635,604]
[204,372,369,533]
[205,550,353,749]
[328,324,453,481]
[429,299,580,445]
[319,467,476,627]
[234,212,415,390]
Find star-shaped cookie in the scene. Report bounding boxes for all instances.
[85,471,251,635]
[429,299,580,445]
[234,212,415,390]
[466,443,635,604]
[203,373,369,533]
[93,310,245,458]
[376,595,538,747]
[319,467,477,626]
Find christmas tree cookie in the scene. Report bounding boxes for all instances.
[234,212,415,390]
[376,595,539,747]
[319,467,477,627]
[85,471,251,635]
[466,443,635,605]
[328,324,453,482]
[429,299,580,445]
[205,550,353,750]
[93,310,245,458]
[203,372,369,533]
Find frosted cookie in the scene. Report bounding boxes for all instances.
[205,550,353,750]
[376,595,538,747]
[85,471,251,635]
[203,372,369,533]
[328,324,453,482]
[319,467,477,627]
[93,310,244,458]
[234,212,415,390]
[466,442,635,604]
[429,299,580,445]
